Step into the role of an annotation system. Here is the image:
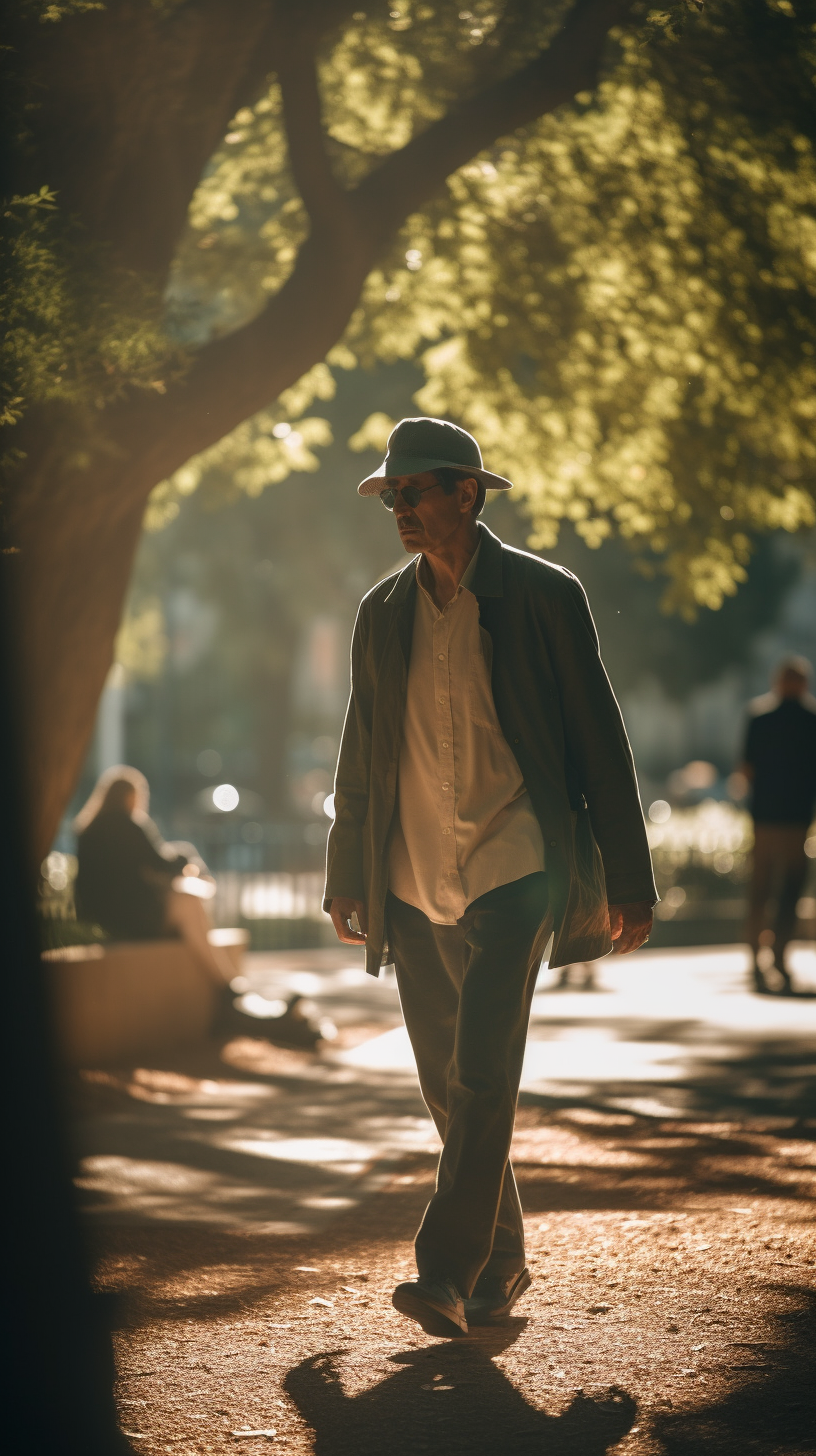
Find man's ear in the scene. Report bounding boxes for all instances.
[459,476,479,512]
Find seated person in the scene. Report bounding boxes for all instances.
[74,766,232,986]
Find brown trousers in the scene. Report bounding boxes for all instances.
[387,871,549,1298]
[746,823,809,969]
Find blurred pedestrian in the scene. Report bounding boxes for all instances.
[74,766,233,985]
[741,657,816,995]
[325,416,656,1337]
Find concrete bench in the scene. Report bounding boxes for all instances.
[43,928,248,1067]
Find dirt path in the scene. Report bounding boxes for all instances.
[78,947,816,1455]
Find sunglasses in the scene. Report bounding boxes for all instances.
[379,481,442,510]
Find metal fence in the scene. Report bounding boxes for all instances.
[212,871,328,927]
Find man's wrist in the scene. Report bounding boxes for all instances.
[324,888,365,910]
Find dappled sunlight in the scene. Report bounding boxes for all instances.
[75,943,816,1455]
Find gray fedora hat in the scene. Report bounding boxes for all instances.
[357,416,513,495]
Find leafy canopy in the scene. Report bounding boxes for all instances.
[7,1,816,613]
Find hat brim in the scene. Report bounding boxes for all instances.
[357,453,513,496]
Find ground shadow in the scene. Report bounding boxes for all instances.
[652,1285,816,1456]
[522,1021,816,1122]
[285,1324,637,1456]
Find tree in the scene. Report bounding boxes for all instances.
[2,0,640,858]
[2,0,815,858]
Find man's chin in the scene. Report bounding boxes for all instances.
[399,530,423,551]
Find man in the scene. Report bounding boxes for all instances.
[324,416,656,1338]
[741,656,816,995]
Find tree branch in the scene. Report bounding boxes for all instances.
[277,26,354,235]
[355,0,636,242]
[102,0,636,485]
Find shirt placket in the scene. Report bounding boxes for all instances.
[433,598,461,907]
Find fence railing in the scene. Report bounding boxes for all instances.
[212,871,329,927]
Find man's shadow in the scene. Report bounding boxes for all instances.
[285,1323,636,1455]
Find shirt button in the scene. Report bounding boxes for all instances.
[442,782,450,790]
[442,741,449,749]
[549,840,557,847]
[443,827,451,835]
[437,653,445,660]
[439,696,445,703]
[514,737,520,744]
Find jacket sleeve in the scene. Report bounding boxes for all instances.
[323,600,374,907]
[551,573,657,905]
[133,817,187,880]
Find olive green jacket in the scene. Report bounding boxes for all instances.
[324,524,656,976]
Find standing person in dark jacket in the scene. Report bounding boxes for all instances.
[741,657,816,995]
[74,766,232,984]
[324,417,656,1338]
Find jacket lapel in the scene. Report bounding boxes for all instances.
[382,557,418,667]
[471,523,504,599]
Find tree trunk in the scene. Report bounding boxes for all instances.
[7,446,151,865]
[8,228,377,862]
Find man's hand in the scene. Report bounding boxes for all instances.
[609,901,653,954]
[329,896,368,945]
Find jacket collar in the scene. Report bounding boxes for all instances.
[470,523,504,597]
[381,521,504,607]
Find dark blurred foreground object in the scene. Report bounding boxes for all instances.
[1,623,126,1449]
[741,656,816,996]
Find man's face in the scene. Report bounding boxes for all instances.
[385,471,477,554]
[777,668,808,699]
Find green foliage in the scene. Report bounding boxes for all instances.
[1,190,187,451]
[168,0,816,612]
[1,0,186,454]
[6,0,816,613]
[23,1,105,19]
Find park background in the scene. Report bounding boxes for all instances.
[46,393,816,952]
[5,7,816,1455]
[6,0,816,959]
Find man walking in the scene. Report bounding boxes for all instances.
[741,656,816,995]
[324,417,656,1337]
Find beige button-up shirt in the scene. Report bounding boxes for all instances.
[388,538,545,924]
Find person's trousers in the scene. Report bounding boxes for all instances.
[746,823,809,969]
[387,871,549,1299]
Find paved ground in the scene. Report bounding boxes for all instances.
[74,943,816,1455]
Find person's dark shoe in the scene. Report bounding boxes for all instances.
[264,993,324,1047]
[392,1277,468,1337]
[214,989,323,1047]
[464,1267,532,1325]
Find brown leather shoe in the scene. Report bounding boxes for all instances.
[464,1267,531,1324]
[392,1277,468,1337]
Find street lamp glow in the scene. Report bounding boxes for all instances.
[213,783,239,812]
[649,799,671,824]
